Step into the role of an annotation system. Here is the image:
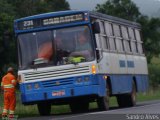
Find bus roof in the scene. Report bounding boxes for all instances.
[89,11,141,28]
[15,10,140,25]
[14,10,141,33]
[14,10,87,22]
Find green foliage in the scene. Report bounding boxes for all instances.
[96,0,140,21]
[45,0,70,12]
[0,0,15,16]
[0,13,15,77]
[6,0,70,18]
[148,64,160,88]
[148,57,160,88]
[137,16,160,63]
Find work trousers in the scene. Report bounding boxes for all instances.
[2,92,16,115]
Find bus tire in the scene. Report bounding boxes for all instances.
[97,96,109,111]
[69,101,89,113]
[37,102,51,116]
[117,81,136,107]
[128,81,136,106]
[97,87,109,111]
[116,95,126,107]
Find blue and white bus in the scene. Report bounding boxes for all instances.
[14,10,149,115]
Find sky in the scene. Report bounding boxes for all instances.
[67,0,106,10]
[66,0,160,17]
[67,0,160,11]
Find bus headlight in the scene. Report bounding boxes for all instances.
[26,84,32,90]
[34,83,40,89]
[84,76,89,82]
[75,77,83,85]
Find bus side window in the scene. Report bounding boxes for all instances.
[99,21,109,50]
[113,24,124,52]
[99,21,105,34]
[94,20,103,61]
[135,29,143,54]
[105,22,116,51]
[121,26,131,52]
[92,22,100,34]
[128,27,138,53]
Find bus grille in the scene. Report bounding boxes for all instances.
[41,78,74,88]
[24,66,90,81]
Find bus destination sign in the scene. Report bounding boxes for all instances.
[17,13,84,30]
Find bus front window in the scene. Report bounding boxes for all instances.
[54,26,94,65]
[18,26,94,69]
[18,31,54,69]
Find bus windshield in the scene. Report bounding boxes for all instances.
[18,26,95,69]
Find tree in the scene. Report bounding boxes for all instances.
[137,16,160,63]
[45,0,70,11]
[0,0,16,76]
[96,0,140,21]
[7,0,70,18]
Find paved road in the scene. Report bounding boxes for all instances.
[19,100,160,120]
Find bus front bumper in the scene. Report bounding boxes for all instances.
[21,84,106,104]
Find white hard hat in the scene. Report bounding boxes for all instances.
[7,67,14,72]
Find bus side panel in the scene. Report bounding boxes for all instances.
[135,75,149,92]
[118,54,127,74]
[133,55,149,92]
[97,51,149,95]
[95,74,107,96]
[97,51,112,73]
[109,74,132,95]
[95,74,149,96]
[126,55,135,74]
[134,56,148,75]
[97,52,120,74]
[109,74,148,95]
[19,83,26,102]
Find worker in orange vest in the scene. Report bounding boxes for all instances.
[1,67,17,117]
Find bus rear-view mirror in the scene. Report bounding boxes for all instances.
[92,22,100,34]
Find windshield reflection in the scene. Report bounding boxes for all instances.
[18,26,95,69]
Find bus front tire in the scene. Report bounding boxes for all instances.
[69,101,89,113]
[97,95,109,111]
[37,102,51,116]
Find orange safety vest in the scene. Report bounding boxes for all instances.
[1,73,17,93]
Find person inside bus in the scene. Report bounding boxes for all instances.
[38,41,53,62]
[37,35,64,65]
[70,32,93,61]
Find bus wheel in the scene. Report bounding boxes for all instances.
[117,81,136,107]
[128,81,136,106]
[116,95,126,107]
[97,89,109,111]
[70,101,89,113]
[37,102,51,116]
